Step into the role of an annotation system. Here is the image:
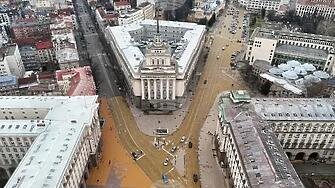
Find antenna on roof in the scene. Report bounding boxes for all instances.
[155,2,159,34]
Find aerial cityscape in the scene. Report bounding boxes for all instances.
[0,0,334,188]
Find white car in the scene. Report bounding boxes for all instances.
[222,47,225,51]
[171,146,177,153]
[163,158,169,166]
[180,136,186,143]
[217,55,220,59]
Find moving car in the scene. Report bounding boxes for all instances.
[170,146,177,153]
[180,136,186,143]
[163,158,169,166]
[162,175,169,184]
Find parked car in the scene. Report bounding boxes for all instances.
[193,174,198,182]
[188,141,193,148]
[162,175,169,184]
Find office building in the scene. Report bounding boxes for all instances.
[1,96,101,188]
[296,0,335,20]
[215,91,304,188]
[216,91,335,188]
[237,0,281,12]
[106,19,205,110]
[252,59,331,97]
[246,28,335,75]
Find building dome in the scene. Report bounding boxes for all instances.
[278,63,292,71]
[313,71,330,79]
[282,70,298,80]
[269,67,284,75]
[302,63,316,72]
[287,60,301,68]
[293,66,307,76]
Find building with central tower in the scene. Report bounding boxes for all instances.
[106,19,205,111]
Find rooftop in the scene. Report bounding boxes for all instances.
[3,96,99,188]
[0,75,17,88]
[276,44,329,60]
[253,60,330,95]
[297,0,335,6]
[55,48,79,64]
[219,94,304,187]
[252,97,335,121]
[251,27,335,44]
[55,66,96,96]
[229,90,251,103]
[35,40,53,50]
[107,19,205,77]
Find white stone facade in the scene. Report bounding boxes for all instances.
[246,28,335,74]
[237,0,281,12]
[1,96,101,188]
[118,3,155,26]
[215,93,304,188]
[0,45,25,78]
[296,0,335,19]
[106,20,205,110]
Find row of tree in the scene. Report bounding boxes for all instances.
[266,10,335,36]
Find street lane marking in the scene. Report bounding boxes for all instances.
[136,153,146,161]
[162,146,174,158]
[166,167,175,174]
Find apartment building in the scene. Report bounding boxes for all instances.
[118,2,155,25]
[0,45,25,78]
[246,28,335,75]
[296,0,335,19]
[1,96,101,188]
[10,18,51,45]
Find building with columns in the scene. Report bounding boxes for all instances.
[215,91,335,187]
[0,96,101,188]
[215,91,304,188]
[106,19,205,111]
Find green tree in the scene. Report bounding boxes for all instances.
[266,10,276,21]
[199,18,208,25]
[207,13,216,27]
[261,8,266,19]
[260,80,272,95]
[250,15,257,26]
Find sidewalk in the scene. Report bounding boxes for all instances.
[129,94,193,136]
[198,94,230,188]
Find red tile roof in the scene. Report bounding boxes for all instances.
[97,8,119,19]
[114,1,131,6]
[36,40,53,50]
[55,66,96,96]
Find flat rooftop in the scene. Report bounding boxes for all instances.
[251,27,335,44]
[275,44,329,60]
[219,95,303,187]
[252,98,335,121]
[3,96,99,188]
